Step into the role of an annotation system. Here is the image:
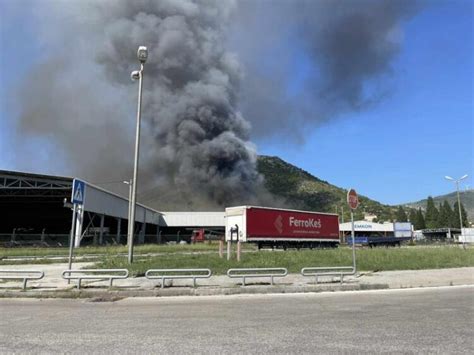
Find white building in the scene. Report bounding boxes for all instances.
[339,221,394,235]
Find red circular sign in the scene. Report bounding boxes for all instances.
[347,189,359,210]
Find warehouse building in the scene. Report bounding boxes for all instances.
[0,169,225,247]
[0,170,161,246]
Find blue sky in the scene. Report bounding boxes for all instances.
[258,0,473,204]
[0,0,472,205]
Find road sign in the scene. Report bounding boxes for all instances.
[72,179,85,205]
[347,189,359,210]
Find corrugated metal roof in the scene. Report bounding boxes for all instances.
[0,169,73,182]
[83,181,162,225]
[0,169,162,225]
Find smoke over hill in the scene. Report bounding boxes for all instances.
[12,0,419,210]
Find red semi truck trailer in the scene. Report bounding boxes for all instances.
[225,206,340,249]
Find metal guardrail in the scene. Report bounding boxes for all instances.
[227,268,288,286]
[145,269,212,288]
[0,270,44,290]
[301,266,355,284]
[62,269,129,289]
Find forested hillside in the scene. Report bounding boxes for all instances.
[257,156,396,222]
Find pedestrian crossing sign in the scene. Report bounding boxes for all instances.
[72,179,85,205]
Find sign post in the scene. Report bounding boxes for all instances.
[68,180,85,276]
[347,188,359,273]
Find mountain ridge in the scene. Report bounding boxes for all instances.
[402,190,474,220]
[257,155,395,221]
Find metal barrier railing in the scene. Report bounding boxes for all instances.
[62,269,129,289]
[227,268,288,286]
[0,270,44,290]
[145,269,212,288]
[301,266,355,284]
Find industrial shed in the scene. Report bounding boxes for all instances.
[0,170,162,247]
[339,221,394,242]
[158,212,225,242]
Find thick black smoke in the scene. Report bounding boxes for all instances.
[90,1,266,208]
[15,0,268,209]
[11,0,419,209]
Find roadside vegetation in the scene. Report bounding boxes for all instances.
[2,244,472,273]
[0,242,243,259]
[94,246,474,276]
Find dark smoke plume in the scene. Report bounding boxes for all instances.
[15,0,268,209]
[11,0,419,209]
[232,0,419,139]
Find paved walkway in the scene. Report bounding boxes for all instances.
[1,263,473,298]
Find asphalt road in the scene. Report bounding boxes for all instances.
[1,286,473,354]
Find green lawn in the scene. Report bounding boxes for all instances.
[93,246,474,276]
[2,245,473,275]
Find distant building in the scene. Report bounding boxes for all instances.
[339,221,393,243]
[363,213,378,222]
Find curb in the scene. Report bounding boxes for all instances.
[0,283,389,299]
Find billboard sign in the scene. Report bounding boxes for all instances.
[394,222,412,238]
[246,208,340,240]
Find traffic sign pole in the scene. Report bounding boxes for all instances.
[350,209,356,273]
[67,203,77,283]
[68,179,85,280]
[347,189,359,273]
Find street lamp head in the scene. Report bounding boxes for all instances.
[460,174,468,180]
[131,70,140,81]
[137,46,148,63]
[445,176,454,181]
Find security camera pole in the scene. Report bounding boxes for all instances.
[128,46,148,264]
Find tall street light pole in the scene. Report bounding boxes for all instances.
[445,174,468,248]
[128,46,148,264]
[123,179,133,243]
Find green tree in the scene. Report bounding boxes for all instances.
[425,196,439,228]
[414,208,426,230]
[408,209,417,225]
[396,206,408,222]
[453,201,469,228]
[354,210,365,221]
[437,200,454,228]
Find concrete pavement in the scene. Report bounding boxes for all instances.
[1,286,473,354]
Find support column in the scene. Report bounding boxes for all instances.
[116,218,122,244]
[99,214,105,245]
[139,222,146,244]
[156,225,161,244]
[138,210,146,244]
[73,206,84,248]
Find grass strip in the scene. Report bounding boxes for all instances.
[93,246,474,276]
[0,243,246,258]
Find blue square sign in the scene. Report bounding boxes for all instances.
[72,179,85,205]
